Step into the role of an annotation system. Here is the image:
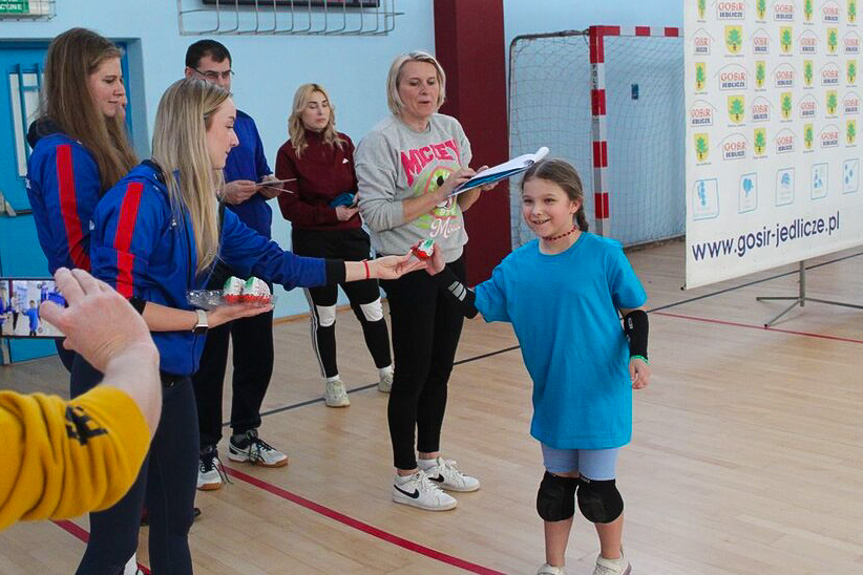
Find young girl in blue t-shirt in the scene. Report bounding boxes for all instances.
[430,158,650,575]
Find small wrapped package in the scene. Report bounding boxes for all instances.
[410,238,436,261]
[223,276,245,304]
[241,277,271,304]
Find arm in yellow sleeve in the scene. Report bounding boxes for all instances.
[0,385,150,531]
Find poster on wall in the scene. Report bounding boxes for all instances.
[685,0,863,288]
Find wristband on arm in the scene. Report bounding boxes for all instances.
[622,309,649,361]
[439,266,478,319]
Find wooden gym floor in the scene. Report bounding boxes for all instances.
[1,240,862,574]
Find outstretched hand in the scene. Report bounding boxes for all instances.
[40,268,157,373]
[425,244,447,275]
[207,302,273,328]
[372,253,428,280]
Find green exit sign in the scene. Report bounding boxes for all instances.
[0,2,30,14]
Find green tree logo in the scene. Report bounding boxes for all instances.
[697,0,706,19]
[827,90,839,114]
[804,124,814,149]
[828,28,839,53]
[848,120,857,144]
[804,60,814,86]
[757,0,767,19]
[849,60,858,84]
[695,133,710,161]
[851,0,858,24]
[728,96,746,122]
[805,0,814,21]
[726,26,743,54]
[780,27,793,53]
[754,129,767,154]
[756,61,766,88]
[696,63,707,90]
[781,93,793,119]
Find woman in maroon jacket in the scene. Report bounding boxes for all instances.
[276,83,394,407]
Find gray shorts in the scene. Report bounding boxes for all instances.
[541,443,620,480]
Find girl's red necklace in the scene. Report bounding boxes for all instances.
[542,225,578,242]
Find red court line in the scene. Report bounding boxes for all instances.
[653,311,863,344]
[52,520,152,574]
[224,467,506,575]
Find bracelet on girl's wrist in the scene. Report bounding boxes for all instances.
[362,259,370,280]
[630,355,649,365]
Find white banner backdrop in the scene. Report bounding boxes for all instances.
[685,0,863,288]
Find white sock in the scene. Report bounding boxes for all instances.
[326,374,340,383]
[417,457,438,470]
[394,473,417,485]
[379,364,394,378]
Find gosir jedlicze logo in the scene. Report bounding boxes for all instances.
[753,27,771,53]
[726,25,744,53]
[780,26,794,53]
[690,99,716,127]
[804,0,815,22]
[798,93,819,118]
[756,60,768,88]
[850,0,858,23]
[752,95,772,121]
[827,89,840,114]
[799,29,819,53]
[844,91,861,114]
[780,91,795,119]
[821,124,840,147]
[849,60,859,84]
[717,1,746,19]
[756,0,768,20]
[774,63,797,87]
[695,62,707,91]
[775,128,796,153]
[727,95,746,123]
[828,27,840,53]
[845,31,861,54]
[774,0,795,20]
[722,132,748,160]
[693,28,713,55]
[823,0,841,22]
[718,63,748,89]
[848,119,858,144]
[697,0,707,20]
[803,123,814,150]
[822,62,842,85]
[754,127,768,155]
[804,59,815,86]
[694,132,710,162]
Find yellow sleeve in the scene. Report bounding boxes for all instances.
[0,385,150,531]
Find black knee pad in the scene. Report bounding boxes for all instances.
[577,477,623,524]
[536,471,579,522]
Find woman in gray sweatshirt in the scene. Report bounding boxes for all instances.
[355,51,483,512]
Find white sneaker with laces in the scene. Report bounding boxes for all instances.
[392,470,457,511]
[592,553,631,575]
[324,378,350,407]
[228,429,288,468]
[378,365,394,393]
[197,446,224,490]
[536,564,566,575]
[422,457,480,492]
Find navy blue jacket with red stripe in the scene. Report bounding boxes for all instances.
[90,162,330,377]
[26,125,100,273]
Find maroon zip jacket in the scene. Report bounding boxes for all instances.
[275,130,361,231]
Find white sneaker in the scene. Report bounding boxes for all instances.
[378,365,394,393]
[422,457,480,492]
[228,430,288,468]
[197,446,225,490]
[324,378,350,407]
[593,553,631,575]
[123,555,138,575]
[536,564,566,575]
[392,470,457,511]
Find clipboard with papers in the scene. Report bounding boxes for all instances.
[449,146,549,196]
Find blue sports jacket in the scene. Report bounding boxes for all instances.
[90,161,332,376]
[224,110,273,238]
[26,120,101,273]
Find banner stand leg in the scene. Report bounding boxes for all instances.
[756,261,863,327]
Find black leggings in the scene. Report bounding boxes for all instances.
[71,357,198,575]
[292,228,391,378]
[380,257,465,470]
[193,307,275,449]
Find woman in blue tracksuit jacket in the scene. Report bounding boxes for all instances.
[25,28,137,371]
[78,78,421,574]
